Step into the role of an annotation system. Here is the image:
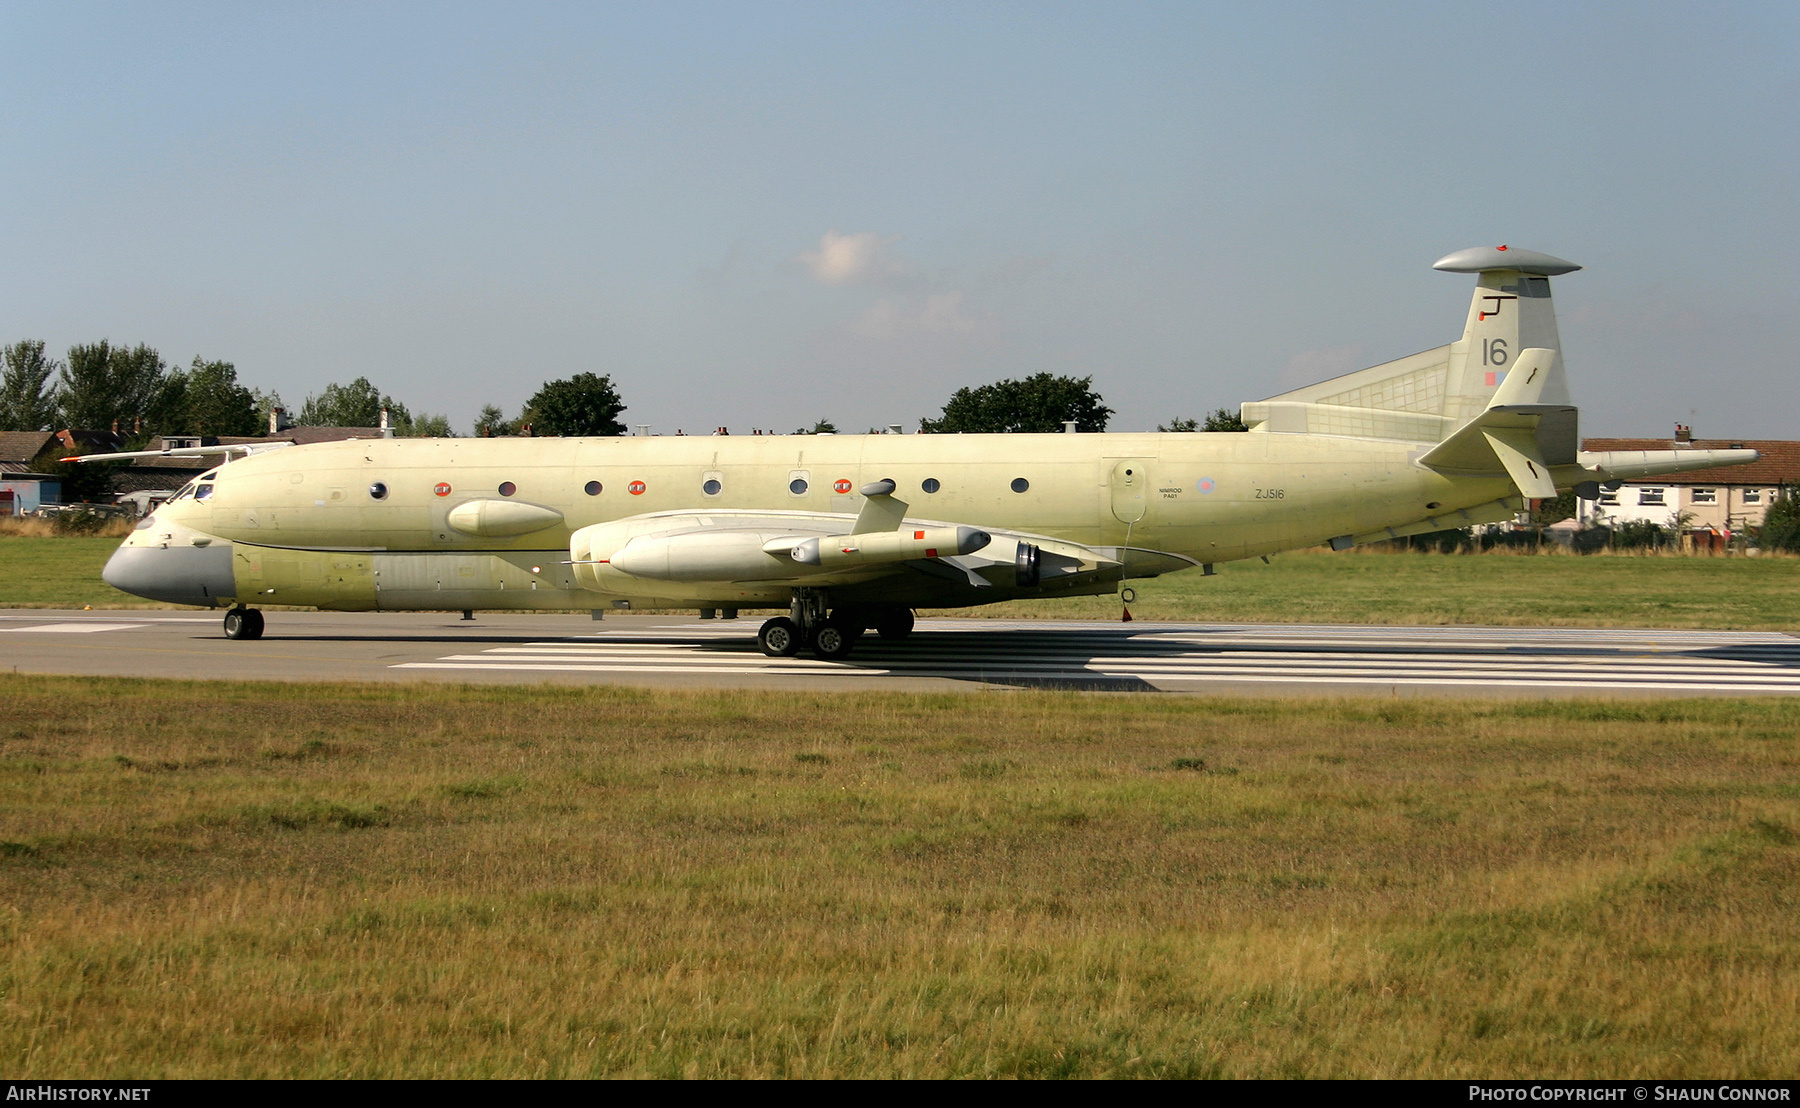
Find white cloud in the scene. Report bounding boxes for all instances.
[918,291,975,334]
[796,229,900,285]
[849,292,975,340]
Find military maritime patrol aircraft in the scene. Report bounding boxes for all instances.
[86,246,1756,659]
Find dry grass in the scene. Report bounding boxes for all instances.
[2,676,1796,1077]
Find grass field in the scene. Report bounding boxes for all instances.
[3,676,1797,1077]
[6,532,1796,630]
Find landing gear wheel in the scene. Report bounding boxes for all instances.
[810,622,857,661]
[876,608,915,641]
[757,617,803,657]
[223,607,264,641]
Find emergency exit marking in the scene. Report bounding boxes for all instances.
[628,480,647,495]
[833,479,853,494]
[434,482,452,497]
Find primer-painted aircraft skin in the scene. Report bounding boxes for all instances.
[95,246,1757,658]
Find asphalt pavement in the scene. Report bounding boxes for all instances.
[2,609,1797,696]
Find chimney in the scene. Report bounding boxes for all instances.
[1675,423,1692,443]
[1063,420,1078,434]
[269,406,286,434]
[379,407,393,438]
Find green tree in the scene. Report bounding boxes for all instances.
[1156,416,1200,432]
[1202,407,1248,432]
[474,404,522,437]
[0,340,62,431]
[794,418,838,435]
[298,377,411,429]
[525,373,627,436]
[177,358,260,436]
[59,342,173,436]
[918,373,1113,433]
[1758,489,1800,554]
[401,413,454,437]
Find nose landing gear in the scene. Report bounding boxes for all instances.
[222,606,265,640]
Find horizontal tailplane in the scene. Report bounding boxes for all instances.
[1580,448,1760,482]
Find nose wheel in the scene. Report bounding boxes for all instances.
[223,606,265,640]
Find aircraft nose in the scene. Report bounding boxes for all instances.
[102,541,237,606]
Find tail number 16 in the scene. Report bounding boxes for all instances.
[1482,338,1509,366]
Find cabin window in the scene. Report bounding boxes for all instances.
[1638,487,1665,506]
[584,480,602,496]
[1010,477,1030,494]
[789,478,808,495]
[498,481,517,497]
[368,482,388,500]
[1691,488,1716,504]
[703,479,723,496]
[921,478,940,494]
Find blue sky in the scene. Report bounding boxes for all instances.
[3,1,1796,437]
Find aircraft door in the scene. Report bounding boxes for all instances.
[1108,458,1153,525]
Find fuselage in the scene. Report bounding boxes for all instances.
[105,431,1516,612]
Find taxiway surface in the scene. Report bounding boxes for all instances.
[1,609,1797,696]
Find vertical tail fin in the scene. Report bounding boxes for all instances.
[1240,246,1581,445]
[1433,246,1581,423]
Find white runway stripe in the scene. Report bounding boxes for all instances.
[391,620,1800,693]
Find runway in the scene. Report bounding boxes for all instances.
[2,609,1797,695]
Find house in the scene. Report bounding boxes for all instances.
[1577,427,1800,547]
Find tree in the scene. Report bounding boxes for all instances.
[0,340,62,431]
[474,404,522,437]
[59,342,173,436]
[793,419,838,435]
[1202,407,1248,432]
[1156,416,1199,432]
[525,373,627,437]
[178,358,261,436]
[298,377,411,429]
[918,373,1113,433]
[401,413,454,437]
[1758,489,1800,554]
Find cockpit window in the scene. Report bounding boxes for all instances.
[194,484,215,501]
[199,470,219,481]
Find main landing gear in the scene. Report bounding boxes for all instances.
[756,592,914,661]
[222,606,264,641]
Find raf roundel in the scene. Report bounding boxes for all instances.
[628,480,647,496]
[833,479,853,494]
[1197,477,1215,494]
[433,482,452,497]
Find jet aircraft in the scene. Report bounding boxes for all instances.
[87,246,1756,659]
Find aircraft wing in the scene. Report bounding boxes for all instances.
[568,481,1194,605]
